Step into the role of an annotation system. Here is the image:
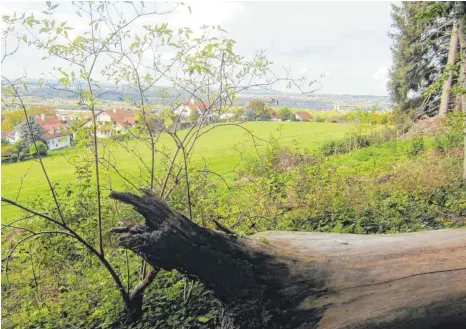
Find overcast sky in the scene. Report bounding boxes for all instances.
[2,1,395,96]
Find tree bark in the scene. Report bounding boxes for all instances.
[439,23,459,117]
[110,190,466,329]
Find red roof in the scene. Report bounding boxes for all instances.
[35,115,67,132]
[185,100,210,112]
[1,131,13,138]
[268,108,280,119]
[295,111,313,120]
[104,109,137,127]
[43,130,72,140]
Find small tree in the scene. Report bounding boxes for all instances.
[189,109,200,122]
[278,108,292,121]
[244,108,255,120]
[30,140,48,156]
[11,140,23,160]
[18,119,43,148]
[249,99,267,119]
[233,107,245,120]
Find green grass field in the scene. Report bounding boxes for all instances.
[1,122,354,221]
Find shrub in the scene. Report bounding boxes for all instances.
[278,108,292,121]
[434,112,464,152]
[1,154,18,163]
[319,128,397,156]
[1,145,13,156]
[189,109,200,122]
[18,150,30,161]
[244,108,255,120]
[407,137,425,157]
[112,133,131,141]
[30,141,48,156]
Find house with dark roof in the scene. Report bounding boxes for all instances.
[295,111,313,121]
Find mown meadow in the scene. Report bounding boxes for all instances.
[1,121,354,221]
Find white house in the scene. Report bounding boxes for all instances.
[219,112,235,121]
[7,114,73,150]
[44,131,72,151]
[83,109,137,138]
[1,130,16,144]
[173,98,212,122]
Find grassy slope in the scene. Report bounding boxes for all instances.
[2,122,354,221]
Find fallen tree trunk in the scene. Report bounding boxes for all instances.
[110,190,466,329]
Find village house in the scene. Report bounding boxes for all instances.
[295,111,313,121]
[1,130,15,144]
[35,114,73,150]
[219,112,235,121]
[173,98,212,122]
[83,109,138,138]
[267,108,281,121]
[44,131,72,150]
[4,114,73,150]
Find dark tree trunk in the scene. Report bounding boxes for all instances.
[110,190,466,329]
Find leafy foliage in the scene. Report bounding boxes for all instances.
[248,99,267,119]
[1,107,54,131]
[278,108,292,121]
[30,141,48,155]
[388,2,464,116]
[18,119,44,148]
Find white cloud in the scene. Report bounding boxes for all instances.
[373,66,390,91]
[166,2,244,30]
[373,66,389,80]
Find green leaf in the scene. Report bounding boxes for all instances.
[197,316,210,323]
